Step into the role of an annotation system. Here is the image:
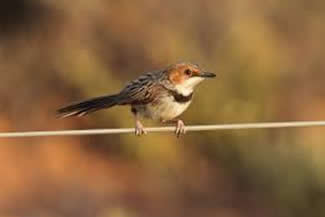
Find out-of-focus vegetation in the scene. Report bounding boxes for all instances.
[0,0,325,217]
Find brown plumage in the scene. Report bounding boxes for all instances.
[57,62,216,136]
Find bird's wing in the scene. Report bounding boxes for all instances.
[118,73,166,105]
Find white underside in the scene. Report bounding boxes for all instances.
[134,95,192,121]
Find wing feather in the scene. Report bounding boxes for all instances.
[118,72,166,105]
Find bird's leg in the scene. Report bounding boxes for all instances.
[175,119,186,137]
[135,114,147,136]
[162,119,186,137]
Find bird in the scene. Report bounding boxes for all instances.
[57,62,216,136]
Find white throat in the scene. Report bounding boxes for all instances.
[174,77,205,96]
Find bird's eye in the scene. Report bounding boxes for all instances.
[184,69,192,76]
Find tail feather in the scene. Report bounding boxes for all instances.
[57,94,119,118]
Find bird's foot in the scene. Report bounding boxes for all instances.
[135,120,147,136]
[175,119,186,137]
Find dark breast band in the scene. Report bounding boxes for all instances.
[168,90,193,103]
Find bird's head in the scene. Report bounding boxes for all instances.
[167,62,216,95]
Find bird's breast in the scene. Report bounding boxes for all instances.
[135,95,192,121]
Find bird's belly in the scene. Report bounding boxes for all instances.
[138,97,191,121]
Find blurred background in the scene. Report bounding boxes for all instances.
[1,0,325,217]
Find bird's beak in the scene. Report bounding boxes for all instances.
[198,71,216,78]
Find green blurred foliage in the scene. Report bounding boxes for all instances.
[0,0,325,217]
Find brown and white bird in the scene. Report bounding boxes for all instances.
[57,62,216,136]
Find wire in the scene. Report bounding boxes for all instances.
[0,121,325,138]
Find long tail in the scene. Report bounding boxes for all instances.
[57,94,120,118]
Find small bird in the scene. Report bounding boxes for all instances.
[57,62,216,136]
